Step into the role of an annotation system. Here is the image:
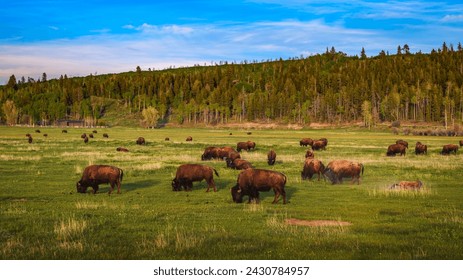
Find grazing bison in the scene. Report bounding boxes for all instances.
[43,133,48,137]
[116,147,129,152]
[76,165,123,194]
[165,137,170,141]
[319,138,328,146]
[172,164,219,192]
[389,180,423,190]
[92,130,98,134]
[460,140,463,147]
[201,146,221,160]
[396,139,409,148]
[61,130,67,133]
[236,141,255,152]
[441,144,458,155]
[231,169,287,204]
[415,142,427,155]
[247,132,252,135]
[311,140,327,151]
[89,133,94,138]
[267,150,276,165]
[28,136,33,144]
[136,137,145,145]
[81,133,87,139]
[103,133,109,138]
[226,158,253,170]
[26,133,31,137]
[35,129,41,133]
[301,158,325,181]
[387,143,406,156]
[186,136,193,141]
[300,138,313,147]
[305,150,315,158]
[324,160,364,185]
[83,136,89,143]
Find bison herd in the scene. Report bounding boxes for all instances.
[35,130,458,203]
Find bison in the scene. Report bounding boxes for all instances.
[389,180,423,190]
[460,140,463,147]
[103,133,109,138]
[396,139,409,148]
[136,137,145,145]
[186,136,193,141]
[231,169,287,204]
[441,144,458,155]
[415,142,427,155]
[92,130,98,134]
[76,165,123,194]
[165,137,170,141]
[299,138,313,147]
[61,130,67,133]
[387,143,406,156]
[301,158,325,181]
[201,146,221,160]
[81,133,87,139]
[311,140,327,150]
[27,136,33,144]
[89,133,94,138]
[83,136,89,143]
[237,141,255,152]
[226,158,253,170]
[323,160,364,185]
[172,164,219,192]
[116,147,129,152]
[305,150,315,159]
[267,150,276,165]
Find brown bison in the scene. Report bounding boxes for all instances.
[92,130,98,133]
[76,165,123,194]
[103,133,109,138]
[318,138,328,146]
[81,133,87,139]
[460,140,463,147]
[301,158,325,181]
[136,137,145,145]
[396,139,409,148]
[186,136,193,141]
[441,144,458,155]
[172,164,219,192]
[201,146,239,161]
[305,150,315,158]
[267,150,276,165]
[89,133,94,138]
[237,141,256,152]
[299,138,313,147]
[35,129,41,133]
[311,140,327,151]
[387,143,406,156]
[226,158,253,170]
[61,130,67,133]
[415,142,427,155]
[201,146,221,160]
[389,180,422,190]
[231,169,287,204]
[324,160,364,185]
[83,136,89,143]
[165,137,170,141]
[116,147,129,152]
[27,136,33,144]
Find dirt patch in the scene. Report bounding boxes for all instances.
[285,218,352,227]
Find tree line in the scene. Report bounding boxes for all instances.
[1,42,463,127]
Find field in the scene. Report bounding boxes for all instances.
[1,126,463,260]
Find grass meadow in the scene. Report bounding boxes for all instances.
[1,126,463,260]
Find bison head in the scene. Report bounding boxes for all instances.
[171,179,181,191]
[231,185,244,203]
[76,180,87,193]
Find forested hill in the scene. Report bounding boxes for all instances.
[1,43,463,127]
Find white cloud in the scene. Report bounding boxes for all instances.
[442,14,463,22]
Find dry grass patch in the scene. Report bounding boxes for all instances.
[285,218,352,227]
[54,217,87,252]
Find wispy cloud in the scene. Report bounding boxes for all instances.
[441,14,463,22]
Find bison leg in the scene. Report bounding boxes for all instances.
[205,178,217,192]
[91,184,99,194]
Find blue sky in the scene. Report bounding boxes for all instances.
[1,0,462,84]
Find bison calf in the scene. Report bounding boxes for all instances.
[267,150,276,165]
[389,180,423,190]
[76,165,123,194]
[231,169,287,204]
[172,164,219,192]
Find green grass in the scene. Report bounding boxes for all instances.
[1,126,463,259]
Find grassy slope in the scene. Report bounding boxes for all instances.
[1,126,462,260]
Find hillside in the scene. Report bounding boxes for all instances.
[1,43,463,127]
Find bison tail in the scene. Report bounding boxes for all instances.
[119,168,124,182]
[361,163,364,175]
[213,168,219,177]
